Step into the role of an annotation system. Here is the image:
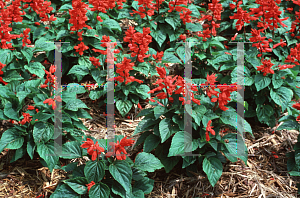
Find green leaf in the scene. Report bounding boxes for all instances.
[37,142,59,173]
[24,62,45,79]
[109,160,132,192]
[270,87,293,112]
[0,127,24,153]
[220,107,253,136]
[33,27,48,41]
[27,139,35,160]
[162,52,181,63]
[222,133,248,164]
[21,47,33,64]
[159,118,175,143]
[116,100,132,117]
[4,102,19,120]
[164,14,181,31]
[134,118,159,135]
[192,105,207,126]
[188,4,200,17]
[168,131,194,157]
[134,152,163,172]
[89,183,110,198]
[202,157,223,187]
[50,183,80,198]
[133,177,154,194]
[65,99,89,111]
[61,141,83,159]
[150,28,167,48]
[136,84,150,100]
[0,49,13,65]
[254,74,271,92]
[153,106,167,120]
[133,62,150,76]
[209,40,224,50]
[64,177,88,195]
[33,122,54,144]
[66,83,86,94]
[84,160,106,183]
[33,37,56,52]
[10,145,26,163]
[3,70,24,82]
[143,134,160,153]
[155,144,180,173]
[256,104,274,124]
[103,19,122,32]
[186,22,203,32]
[67,65,89,76]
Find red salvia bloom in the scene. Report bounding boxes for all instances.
[81,138,105,161]
[69,0,92,32]
[86,181,95,192]
[74,42,89,56]
[20,112,32,125]
[27,105,35,110]
[106,136,135,160]
[256,58,275,76]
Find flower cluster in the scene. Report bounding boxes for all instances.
[284,43,300,66]
[124,26,152,62]
[229,5,258,31]
[256,58,275,76]
[205,120,215,142]
[202,73,241,111]
[19,112,32,125]
[114,57,143,85]
[0,0,24,49]
[148,66,200,105]
[249,28,272,57]
[292,102,300,122]
[105,136,135,160]
[20,28,31,48]
[27,0,53,22]
[81,138,105,161]
[0,61,7,85]
[197,0,222,39]
[41,64,56,89]
[69,0,92,32]
[88,0,126,13]
[248,0,289,31]
[43,95,62,110]
[132,0,158,18]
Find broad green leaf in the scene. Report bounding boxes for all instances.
[50,183,80,198]
[256,104,274,124]
[168,131,194,157]
[155,144,180,173]
[220,107,253,136]
[150,28,167,48]
[143,134,160,153]
[33,37,56,52]
[202,157,223,187]
[0,49,13,65]
[37,142,59,173]
[63,177,88,195]
[65,99,89,111]
[136,84,150,99]
[67,65,89,76]
[134,152,163,172]
[10,145,26,163]
[33,122,54,144]
[109,160,132,192]
[89,183,110,198]
[116,100,132,117]
[103,19,122,32]
[159,118,174,143]
[192,105,207,126]
[4,102,19,120]
[21,47,33,64]
[270,87,293,112]
[66,83,86,94]
[221,133,248,164]
[61,141,83,159]
[133,177,154,194]
[254,74,271,92]
[84,160,106,183]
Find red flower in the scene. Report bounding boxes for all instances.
[20,112,32,125]
[106,136,135,160]
[256,58,275,76]
[74,42,89,56]
[27,105,35,110]
[206,120,215,136]
[86,181,95,192]
[81,138,105,161]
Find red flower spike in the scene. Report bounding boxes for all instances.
[86,181,95,192]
